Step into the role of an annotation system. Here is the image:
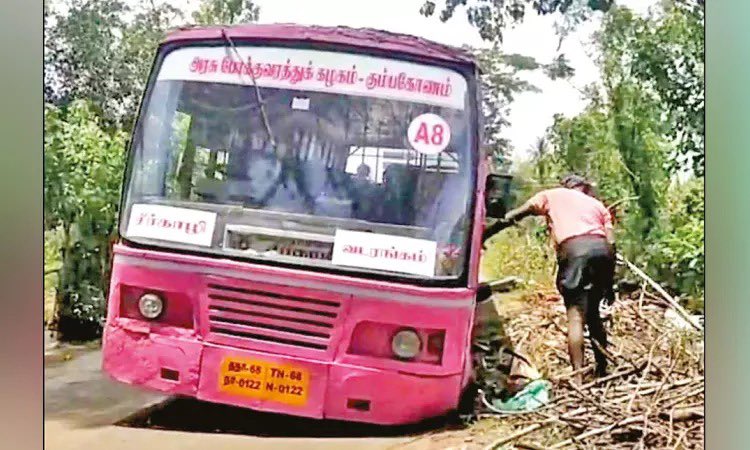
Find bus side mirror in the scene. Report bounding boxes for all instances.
[485,173,512,219]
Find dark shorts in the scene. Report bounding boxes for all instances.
[556,235,615,311]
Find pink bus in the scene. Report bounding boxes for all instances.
[102,23,508,425]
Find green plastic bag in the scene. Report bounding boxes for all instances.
[491,379,552,412]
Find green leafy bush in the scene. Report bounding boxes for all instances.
[44,100,126,340]
[44,228,64,324]
[648,178,704,310]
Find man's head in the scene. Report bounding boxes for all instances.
[560,174,593,195]
[356,164,371,180]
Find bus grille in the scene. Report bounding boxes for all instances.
[206,281,342,352]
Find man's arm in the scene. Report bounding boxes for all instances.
[602,206,616,246]
[605,228,615,246]
[482,198,542,243]
[504,200,538,223]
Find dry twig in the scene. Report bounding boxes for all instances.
[473,284,704,450]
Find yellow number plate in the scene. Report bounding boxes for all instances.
[218,356,309,406]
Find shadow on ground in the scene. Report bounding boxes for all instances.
[116,397,465,439]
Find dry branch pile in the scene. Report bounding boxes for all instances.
[473,287,704,450]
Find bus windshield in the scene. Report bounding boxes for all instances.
[121,45,476,281]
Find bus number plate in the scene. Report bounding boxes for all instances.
[218,356,309,406]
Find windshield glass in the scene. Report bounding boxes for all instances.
[122,45,476,280]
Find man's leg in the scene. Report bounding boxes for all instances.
[557,248,587,385]
[565,302,586,385]
[587,252,614,377]
[585,290,608,377]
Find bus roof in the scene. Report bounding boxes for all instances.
[163,23,476,68]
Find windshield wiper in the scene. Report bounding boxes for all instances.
[219,30,318,213]
[220,28,278,152]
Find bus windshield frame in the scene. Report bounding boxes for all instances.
[120,42,480,286]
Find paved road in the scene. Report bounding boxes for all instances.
[44,343,450,450]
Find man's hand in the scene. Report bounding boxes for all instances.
[482,217,513,245]
[498,216,514,227]
[482,198,538,246]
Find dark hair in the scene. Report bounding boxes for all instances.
[560,174,589,190]
[356,164,371,176]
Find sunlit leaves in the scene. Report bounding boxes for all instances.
[192,0,260,25]
[600,5,704,175]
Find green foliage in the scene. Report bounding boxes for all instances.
[44,229,65,324]
[44,0,262,339]
[543,54,576,80]
[45,101,127,339]
[192,0,260,25]
[472,47,574,170]
[420,0,613,41]
[490,3,704,309]
[482,224,557,290]
[45,0,132,125]
[45,0,186,127]
[473,46,539,166]
[119,2,185,128]
[599,4,704,175]
[610,82,668,238]
[45,0,261,128]
[542,5,698,243]
[648,178,704,306]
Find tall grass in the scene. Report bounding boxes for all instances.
[481,221,557,292]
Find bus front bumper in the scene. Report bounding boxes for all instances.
[102,320,464,425]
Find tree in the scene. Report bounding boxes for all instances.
[120,1,185,128]
[599,3,704,175]
[44,0,185,128]
[44,0,266,339]
[539,4,703,236]
[419,0,614,42]
[530,3,704,303]
[192,0,260,25]
[474,46,539,168]
[45,0,131,125]
[474,47,576,168]
[45,101,127,339]
[471,47,574,169]
[45,0,263,129]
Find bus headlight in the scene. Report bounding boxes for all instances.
[138,293,164,319]
[391,328,421,359]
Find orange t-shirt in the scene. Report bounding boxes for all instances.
[526,187,613,245]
